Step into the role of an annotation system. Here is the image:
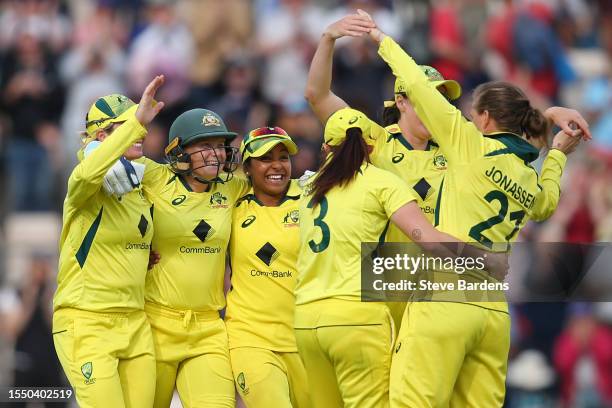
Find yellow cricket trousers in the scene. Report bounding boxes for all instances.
[52,307,156,408]
[389,302,510,408]
[145,302,235,408]
[294,299,395,408]
[230,347,311,407]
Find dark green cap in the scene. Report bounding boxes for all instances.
[169,109,237,146]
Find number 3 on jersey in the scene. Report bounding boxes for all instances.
[307,196,330,253]
[469,190,525,249]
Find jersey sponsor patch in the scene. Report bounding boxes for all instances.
[138,214,149,237]
[413,177,432,201]
[193,219,214,241]
[256,242,280,266]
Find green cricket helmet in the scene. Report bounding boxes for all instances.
[165,109,240,183]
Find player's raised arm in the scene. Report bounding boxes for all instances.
[356,10,485,164]
[68,75,165,208]
[532,129,582,221]
[305,14,374,125]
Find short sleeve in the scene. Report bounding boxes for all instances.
[376,170,418,218]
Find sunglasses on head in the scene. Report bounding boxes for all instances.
[247,127,288,139]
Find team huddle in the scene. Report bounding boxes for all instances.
[52,11,589,408]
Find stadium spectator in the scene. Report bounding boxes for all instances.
[59,42,126,176]
[0,254,67,408]
[255,0,325,104]
[126,0,193,129]
[554,302,612,407]
[181,0,252,107]
[0,0,71,53]
[1,31,65,211]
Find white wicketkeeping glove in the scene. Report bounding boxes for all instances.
[84,141,145,196]
[102,158,145,196]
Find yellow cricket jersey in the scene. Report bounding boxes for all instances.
[55,118,154,312]
[379,36,566,248]
[141,160,249,311]
[379,36,567,312]
[368,122,447,242]
[295,163,417,305]
[225,180,302,352]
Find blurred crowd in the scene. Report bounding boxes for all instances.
[0,0,610,406]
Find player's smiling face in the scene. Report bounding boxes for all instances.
[248,144,291,199]
[184,137,228,179]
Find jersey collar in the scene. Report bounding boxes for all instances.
[484,132,540,163]
[386,123,437,151]
[174,174,225,193]
[236,179,301,207]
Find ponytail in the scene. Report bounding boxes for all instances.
[521,107,550,140]
[310,128,370,207]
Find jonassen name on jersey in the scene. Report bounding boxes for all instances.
[484,165,537,209]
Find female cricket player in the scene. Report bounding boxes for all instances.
[306,13,592,336]
[53,75,165,408]
[363,13,587,407]
[225,127,311,408]
[294,107,503,408]
[305,14,461,243]
[138,108,248,408]
[305,14,462,330]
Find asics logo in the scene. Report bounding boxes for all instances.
[241,215,256,228]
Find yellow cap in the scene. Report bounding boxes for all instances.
[85,94,138,137]
[384,65,462,107]
[324,108,373,146]
[77,94,138,161]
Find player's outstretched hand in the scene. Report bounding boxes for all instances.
[552,129,582,155]
[135,75,165,126]
[356,9,386,43]
[544,106,591,141]
[324,14,375,40]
